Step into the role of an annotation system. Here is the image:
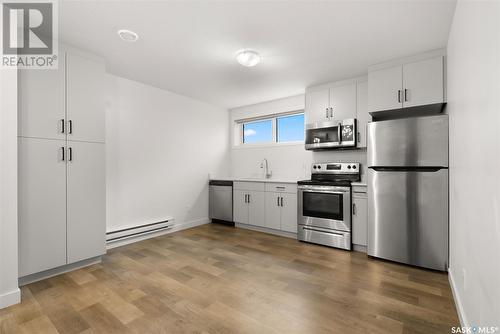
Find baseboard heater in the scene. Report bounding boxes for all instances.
[106,219,173,244]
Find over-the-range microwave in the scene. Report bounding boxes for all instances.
[305,119,357,150]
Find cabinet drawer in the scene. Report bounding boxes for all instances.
[233,181,265,191]
[265,183,297,193]
[352,185,367,195]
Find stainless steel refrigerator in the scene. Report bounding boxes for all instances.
[367,115,448,271]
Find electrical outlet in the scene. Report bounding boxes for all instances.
[462,268,466,291]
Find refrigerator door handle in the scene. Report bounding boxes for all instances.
[337,123,342,144]
[370,167,445,172]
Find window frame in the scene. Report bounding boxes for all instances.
[235,110,305,148]
[241,118,275,145]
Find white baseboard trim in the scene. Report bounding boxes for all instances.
[106,218,210,249]
[0,288,21,309]
[449,268,468,327]
[19,257,102,286]
[235,223,297,239]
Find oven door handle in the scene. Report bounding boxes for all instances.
[301,226,345,237]
[298,187,349,194]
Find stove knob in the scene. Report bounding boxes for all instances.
[352,165,357,169]
[317,165,321,169]
[347,165,351,169]
[313,165,317,169]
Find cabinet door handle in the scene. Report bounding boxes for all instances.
[330,107,333,118]
[245,194,248,203]
[404,89,408,102]
[277,197,280,207]
[352,203,356,215]
[60,119,65,134]
[68,120,73,134]
[61,146,65,161]
[357,132,360,142]
[280,197,284,207]
[68,147,73,161]
[325,108,329,119]
[397,90,401,103]
[248,194,250,203]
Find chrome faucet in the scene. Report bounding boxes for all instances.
[260,158,272,179]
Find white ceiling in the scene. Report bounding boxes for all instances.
[60,1,457,108]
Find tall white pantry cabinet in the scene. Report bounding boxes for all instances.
[18,46,106,279]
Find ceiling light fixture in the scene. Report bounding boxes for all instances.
[236,49,261,67]
[117,29,139,42]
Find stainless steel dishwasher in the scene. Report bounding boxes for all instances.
[209,180,234,225]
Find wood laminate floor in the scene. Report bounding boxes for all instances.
[0,224,459,334]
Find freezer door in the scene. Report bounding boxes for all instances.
[367,115,448,167]
[367,168,448,271]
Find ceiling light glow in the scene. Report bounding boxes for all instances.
[236,50,261,67]
[118,29,139,42]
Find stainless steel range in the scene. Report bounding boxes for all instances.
[297,162,360,250]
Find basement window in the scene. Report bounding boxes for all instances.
[243,119,273,144]
[237,112,304,146]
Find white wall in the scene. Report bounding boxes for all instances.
[0,69,20,308]
[447,0,500,326]
[105,75,230,232]
[229,95,368,181]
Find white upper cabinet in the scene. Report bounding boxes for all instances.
[356,80,370,148]
[306,79,359,124]
[305,88,330,123]
[67,52,105,143]
[330,82,357,120]
[18,54,65,140]
[368,65,403,113]
[402,57,444,108]
[368,52,445,114]
[18,47,105,143]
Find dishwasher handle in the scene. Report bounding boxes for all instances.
[209,180,233,186]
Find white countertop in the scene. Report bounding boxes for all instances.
[210,176,300,184]
[210,177,367,186]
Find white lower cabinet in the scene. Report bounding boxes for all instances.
[18,138,106,278]
[248,191,265,227]
[279,193,298,233]
[18,138,67,277]
[233,188,265,227]
[234,182,298,234]
[352,187,368,247]
[265,192,282,230]
[265,191,298,232]
[233,190,249,225]
[67,141,106,263]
